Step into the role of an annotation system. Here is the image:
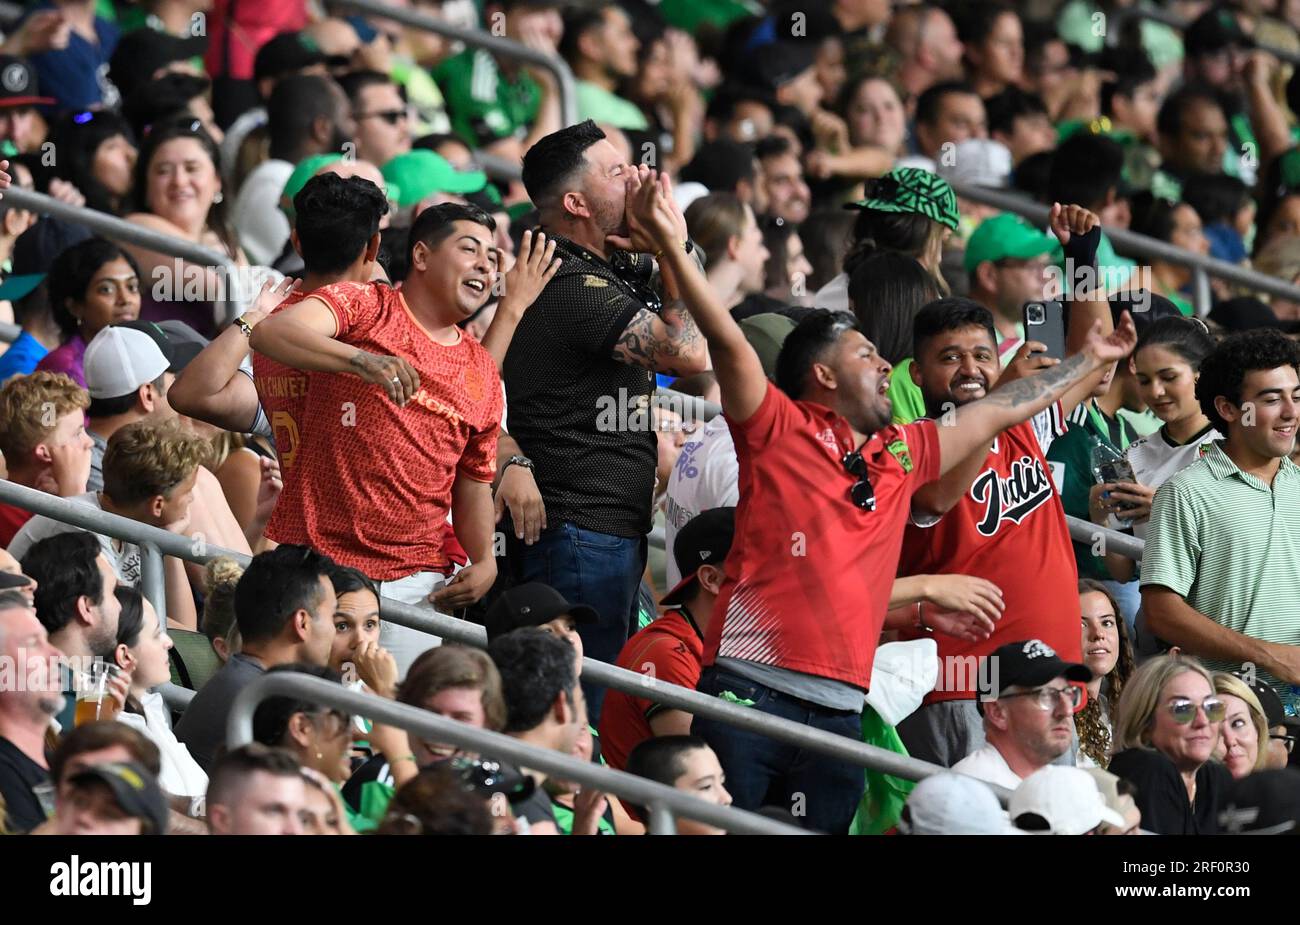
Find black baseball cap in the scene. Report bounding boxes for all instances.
[978,639,1092,712]
[0,56,55,108]
[254,31,329,84]
[1231,669,1288,729]
[662,507,736,607]
[1184,6,1255,58]
[483,582,598,641]
[0,218,94,301]
[1219,769,1300,834]
[67,761,169,834]
[117,319,209,373]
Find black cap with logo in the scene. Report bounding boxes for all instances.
[483,582,598,642]
[662,507,736,607]
[977,639,1092,712]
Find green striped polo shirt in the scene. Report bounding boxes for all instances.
[1140,442,1300,706]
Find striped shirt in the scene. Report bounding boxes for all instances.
[1140,442,1300,705]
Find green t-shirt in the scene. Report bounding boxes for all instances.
[888,358,927,425]
[655,0,760,31]
[576,80,648,130]
[434,48,541,147]
[551,797,617,835]
[1045,400,1141,581]
[1118,407,1162,437]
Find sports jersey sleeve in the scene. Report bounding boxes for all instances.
[1138,479,1201,596]
[457,359,504,483]
[436,50,517,147]
[900,418,941,489]
[1030,401,1068,455]
[630,634,702,720]
[539,272,647,359]
[313,282,384,341]
[728,381,804,453]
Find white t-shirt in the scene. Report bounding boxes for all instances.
[7,493,140,586]
[231,158,294,266]
[117,690,208,799]
[951,743,1025,791]
[1125,424,1220,541]
[813,273,850,312]
[662,415,738,588]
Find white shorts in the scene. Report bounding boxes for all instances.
[377,570,449,680]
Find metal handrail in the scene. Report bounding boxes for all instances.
[0,187,243,327]
[226,672,809,834]
[0,478,976,791]
[326,0,578,128]
[948,181,1300,314]
[0,320,18,344]
[1105,5,1300,67]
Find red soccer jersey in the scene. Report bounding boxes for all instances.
[253,290,311,471]
[599,609,704,772]
[257,282,503,580]
[898,406,1080,704]
[703,382,940,690]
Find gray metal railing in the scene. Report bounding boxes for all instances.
[0,320,18,344]
[1105,6,1300,67]
[0,478,965,792]
[475,152,524,184]
[227,672,808,834]
[0,187,243,327]
[326,0,578,128]
[949,181,1300,316]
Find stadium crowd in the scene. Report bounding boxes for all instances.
[2,0,1300,836]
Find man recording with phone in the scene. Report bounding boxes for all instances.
[895,203,1117,768]
[965,212,1064,366]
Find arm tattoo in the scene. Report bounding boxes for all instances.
[612,301,703,377]
[982,352,1092,410]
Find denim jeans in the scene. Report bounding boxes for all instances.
[514,522,646,724]
[692,666,866,834]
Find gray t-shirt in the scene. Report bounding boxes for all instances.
[173,653,266,773]
[6,492,140,587]
[87,430,108,492]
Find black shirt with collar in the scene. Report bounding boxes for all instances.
[502,234,671,539]
[0,736,51,833]
[1109,747,1233,835]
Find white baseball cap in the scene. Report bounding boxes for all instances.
[84,326,170,400]
[1010,766,1127,834]
[937,138,1013,190]
[899,773,1020,835]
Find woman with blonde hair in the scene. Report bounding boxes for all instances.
[1109,654,1233,834]
[1212,673,1273,780]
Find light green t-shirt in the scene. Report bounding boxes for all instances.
[576,81,649,131]
[888,359,927,425]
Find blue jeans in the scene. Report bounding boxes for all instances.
[692,666,866,835]
[514,522,646,724]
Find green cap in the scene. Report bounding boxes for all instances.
[963,213,1061,272]
[381,150,487,208]
[739,312,797,380]
[845,167,960,232]
[281,153,345,219]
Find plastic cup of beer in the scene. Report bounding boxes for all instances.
[74,662,122,725]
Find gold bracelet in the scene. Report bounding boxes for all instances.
[233,316,254,338]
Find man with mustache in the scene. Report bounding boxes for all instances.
[895,203,1116,769]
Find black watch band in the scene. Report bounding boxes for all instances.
[503,455,534,472]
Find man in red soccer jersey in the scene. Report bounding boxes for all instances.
[630,169,1136,833]
[251,197,559,674]
[894,205,1117,770]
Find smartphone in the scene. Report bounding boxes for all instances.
[1023,299,1066,360]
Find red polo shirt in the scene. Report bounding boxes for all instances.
[703,382,940,689]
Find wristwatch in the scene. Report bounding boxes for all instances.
[503,455,534,472]
[233,315,255,338]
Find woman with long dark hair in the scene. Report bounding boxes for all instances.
[46,110,138,216]
[1077,579,1136,767]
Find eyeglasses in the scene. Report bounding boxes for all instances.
[358,109,406,125]
[1270,733,1297,754]
[1165,696,1226,725]
[998,685,1084,711]
[841,449,876,511]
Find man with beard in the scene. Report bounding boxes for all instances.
[894,204,1115,769]
[504,120,708,721]
[639,169,1136,831]
[230,74,356,266]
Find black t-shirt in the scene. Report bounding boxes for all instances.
[1109,747,1233,835]
[0,736,51,833]
[513,781,559,832]
[502,234,665,538]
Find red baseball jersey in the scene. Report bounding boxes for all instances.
[704,382,940,690]
[899,406,1080,703]
[257,281,502,580]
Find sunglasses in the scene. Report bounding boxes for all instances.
[358,109,406,126]
[841,449,876,511]
[1166,696,1226,725]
